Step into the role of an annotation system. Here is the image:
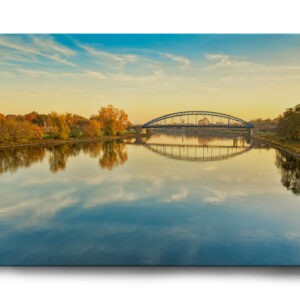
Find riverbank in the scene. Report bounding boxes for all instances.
[253,134,300,158]
[0,133,149,150]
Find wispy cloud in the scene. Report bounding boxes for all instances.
[32,36,76,57]
[165,53,190,68]
[109,72,162,82]
[17,68,105,80]
[0,61,17,66]
[17,68,55,78]
[205,53,300,77]
[16,67,162,82]
[0,71,15,78]
[0,35,76,66]
[82,70,106,80]
[167,188,189,202]
[205,53,253,69]
[80,45,138,67]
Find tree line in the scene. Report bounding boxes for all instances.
[0,105,131,143]
[250,104,300,141]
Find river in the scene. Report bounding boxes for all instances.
[0,132,299,265]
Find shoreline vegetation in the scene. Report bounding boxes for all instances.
[250,104,300,158]
[253,134,300,158]
[0,104,139,148]
[0,133,149,150]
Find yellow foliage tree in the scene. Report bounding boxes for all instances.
[0,119,44,143]
[47,112,70,140]
[97,104,131,136]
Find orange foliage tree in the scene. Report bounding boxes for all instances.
[83,120,101,137]
[97,104,131,136]
[0,119,44,143]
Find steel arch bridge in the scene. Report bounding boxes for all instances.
[143,143,253,162]
[142,111,254,129]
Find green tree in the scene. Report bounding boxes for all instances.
[277,104,300,140]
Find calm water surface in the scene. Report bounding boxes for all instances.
[0,132,299,265]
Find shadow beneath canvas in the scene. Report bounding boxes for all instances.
[2,266,300,278]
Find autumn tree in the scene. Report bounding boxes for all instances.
[31,112,47,127]
[83,120,101,137]
[0,119,44,143]
[47,112,70,140]
[97,105,131,136]
[0,114,5,123]
[25,112,37,123]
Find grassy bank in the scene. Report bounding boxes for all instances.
[253,132,300,157]
[0,133,148,149]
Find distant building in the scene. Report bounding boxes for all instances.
[199,118,210,125]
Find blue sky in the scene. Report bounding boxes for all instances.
[0,34,300,122]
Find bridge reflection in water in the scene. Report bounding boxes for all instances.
[143,142,252,162]
[128,134,253,162]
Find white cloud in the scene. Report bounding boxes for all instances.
[109,71,162,82]
[0,35,76,66]
[165,53,190,67]
[0,61,17,66]
[16,67,160,82]
[17,68,105,80]
[0,188,77,226]
[82,70,105,80]
[17,68,55,78]
[80,45,139,67]
[205,53,257,69]
[169,188,189,201]
[32,36,76,57]
[203,189,246,203]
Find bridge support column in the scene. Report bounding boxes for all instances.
[135,126,142,135]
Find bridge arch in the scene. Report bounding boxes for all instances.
[142,111,254,129]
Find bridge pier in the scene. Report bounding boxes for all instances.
[135,126,142,135]
[128,125,149,135]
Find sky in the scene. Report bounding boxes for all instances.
[0,34,300,123]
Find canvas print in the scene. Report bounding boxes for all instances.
[0,34,299,266]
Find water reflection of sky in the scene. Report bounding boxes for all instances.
[0,134,300,265]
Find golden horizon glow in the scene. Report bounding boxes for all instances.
[0,34,300,123]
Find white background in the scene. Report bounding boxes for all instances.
[1,1,300,299]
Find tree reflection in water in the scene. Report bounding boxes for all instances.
[0,147,45,174]
[99,141,128,170]
[275,151,300,195]
[1,143,300,196]
[0,141,128,175]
